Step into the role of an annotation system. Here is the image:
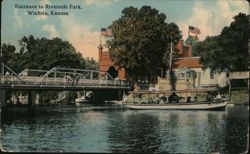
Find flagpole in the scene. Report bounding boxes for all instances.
[100,29,102,45]
[168,42,173,79]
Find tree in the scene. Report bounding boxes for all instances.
[220,13,250,71]
[107,6,181,81]
[17,35,86,72]
[194,36,224,71]
[1,35,99,73]
[85,57,99,70]
[0,43,18,69]
[194,13,250,72]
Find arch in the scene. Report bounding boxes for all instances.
[107,66,118,79]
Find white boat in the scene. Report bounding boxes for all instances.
[121,89,229,110]
[123,99,228,110]
[75,91,92,105]
[105,100,123,105]
[75,96,89,103]
[75,96,91,106]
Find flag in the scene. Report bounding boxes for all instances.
[101,28,113,37]
[188,26,201,35]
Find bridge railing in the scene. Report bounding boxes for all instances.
[0,76,129,87]
[0,63,130,88]
[229,71,250,79]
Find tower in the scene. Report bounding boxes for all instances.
[98,44,103,62]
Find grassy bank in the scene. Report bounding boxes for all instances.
[229,89,249,104]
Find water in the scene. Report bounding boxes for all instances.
[0,105,249,153]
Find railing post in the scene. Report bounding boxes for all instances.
[54,67,56,84]
[229,79,231,97]
[11,73,13,86]
[1,63,4,75]
[0,63,4,83]
[64,74,66,87]
[90,71,93,80]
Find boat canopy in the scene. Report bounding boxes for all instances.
[129,87,219,94]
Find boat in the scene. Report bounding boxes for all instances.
[121,89,229,110]
[75,91,92,106]
[76,96,90,103]
[75,96,91,106]
[105,100,123,105]
[123,99,228,110]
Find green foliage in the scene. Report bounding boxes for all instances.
[194,13,250,72]
[107,6,181,80]
[18,35,85,71]
[194,36,224,71]
[1,35,99,73]
[0,43,19,69]
[84,57,99,70]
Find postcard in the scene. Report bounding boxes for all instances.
[1,0,249,153]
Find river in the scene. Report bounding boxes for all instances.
[0,104,249,153]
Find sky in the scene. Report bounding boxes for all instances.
[1,0,249,61]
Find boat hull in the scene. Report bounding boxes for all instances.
[123,101,228,110]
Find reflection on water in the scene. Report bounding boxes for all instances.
[0,105,249,153]
[107,112,161,153]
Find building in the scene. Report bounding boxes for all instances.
[98,32,228,88]
[98,44,126,80]
[173,39,228,88]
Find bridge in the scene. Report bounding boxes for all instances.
[229,71,250,80]
[229,71,250,92]
[0,63,130,107]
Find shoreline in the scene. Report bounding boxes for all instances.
[229,89,249,105]
[2,89,249,107]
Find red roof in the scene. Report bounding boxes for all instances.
[174,57,202,68]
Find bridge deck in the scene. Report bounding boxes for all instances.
[229,71,250,79]
[0,63,130,90]
[0,76,130,90]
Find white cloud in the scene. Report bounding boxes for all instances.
[177,0,248,41]
[42,24,60,38]
[217,0,248,23]
[35,14,48,21]
[84,0,119,6]
[35,0,51,20]
[177,2,213,41]
[60,15,100,60]
[14,10,23,27]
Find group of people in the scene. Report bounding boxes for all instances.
[207,91,225,103]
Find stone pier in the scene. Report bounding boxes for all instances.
[0,89,6,108]
[28,91,39,106]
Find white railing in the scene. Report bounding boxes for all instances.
[0,63,129,89]
[0,76,129,88]
[229,71,250,79]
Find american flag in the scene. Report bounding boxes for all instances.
[188,26,201,35]
[101,28,113,37]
